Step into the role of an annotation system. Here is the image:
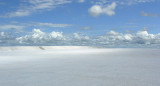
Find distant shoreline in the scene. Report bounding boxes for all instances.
[0,46,159,51]
[0,46,92,51]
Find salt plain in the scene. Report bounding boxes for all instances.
[0,46,160,86]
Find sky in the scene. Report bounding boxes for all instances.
[0,0,160,47]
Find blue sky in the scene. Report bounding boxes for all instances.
[0,0,160,47]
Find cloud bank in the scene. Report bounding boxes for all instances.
[96,30,160,46]
[1,29,160,48]
[16,29,65,45]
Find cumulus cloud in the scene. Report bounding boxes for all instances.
[14,29,91,46]
[135,30,156,44]
[1,28,160,47]
[141,11,158,17]
[0,32,17,45]
[89,2,117,17]
[72,33,90,45]
[96,30,160,45]
[73,33,89,41]
[16,29,65,45]
[0,32,5,37]
[1,0,72,18]
[49,31,64,40]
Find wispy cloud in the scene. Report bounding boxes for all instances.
[80,27,91,30]
[93,0,158,5]
[118,0,156,5]
[0,0,72,18]
[0,22,72,30]
[141,11,158,17]
[0,25,25,30]
[35,22,72,28]
[78,0,85,3]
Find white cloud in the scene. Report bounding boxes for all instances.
[80,27,91,30]
[118,0,153,5]
[0,32,17,45]
[89,2,117,17]
[0,22,72,31]
[132,0,156,3]
[89,5,102,17]
[141,11,158,17]
[124,34,133,41]
[73,33,90,41]
[1,28,160,47]
[35,23,72,27]
[135,30,156,44]
[16,29,46,44]
[1,0,72,18]
[0,25,25,30]
[49,31,64,40]
[96,30,160,45]
[16,29,65,44]
[16,30,90,45]
[105,31,125,42]
[78,0,85,3]
[0,32,5,37]
[32,29,46,39]
[93,0,158,5]
[72,33,90,45]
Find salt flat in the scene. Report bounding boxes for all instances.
[0,46,160,86]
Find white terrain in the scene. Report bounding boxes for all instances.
[0,46,160,86]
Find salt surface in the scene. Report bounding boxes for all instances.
[0,46,160,86]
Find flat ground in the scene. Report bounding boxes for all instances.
[0,47,160,86]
